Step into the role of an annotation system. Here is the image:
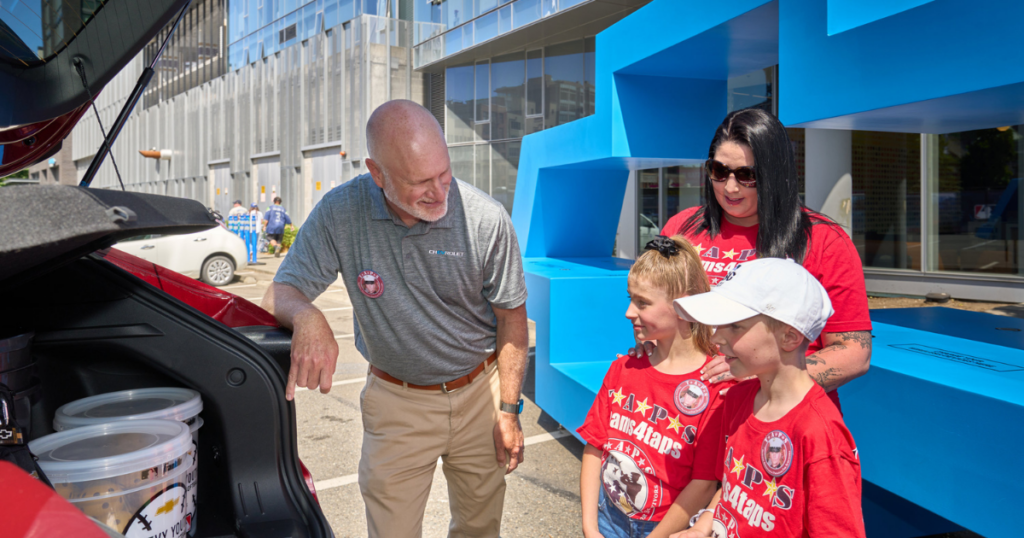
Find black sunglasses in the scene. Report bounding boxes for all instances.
[705,159,756,188]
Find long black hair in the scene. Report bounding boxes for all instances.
[680,108,831,262]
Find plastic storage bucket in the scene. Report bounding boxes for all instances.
[53,388,203,535]
[0,332,33,372]
[30,419,192,537]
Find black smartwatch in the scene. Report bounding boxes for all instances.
[500,399,524,415]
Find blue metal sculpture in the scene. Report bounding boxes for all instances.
[511,1,1024,536]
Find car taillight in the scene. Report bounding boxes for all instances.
[299,459,319,505]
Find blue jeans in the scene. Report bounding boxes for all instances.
[597,487,660,538]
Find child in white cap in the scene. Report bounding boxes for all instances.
[670,258,865,538]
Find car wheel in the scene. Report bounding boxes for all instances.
[202,255,235,287]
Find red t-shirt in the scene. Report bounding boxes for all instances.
[662,207,873,408]
[710,380,864,538]
[578,354,732,521]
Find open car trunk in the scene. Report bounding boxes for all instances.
[0,186,332,538]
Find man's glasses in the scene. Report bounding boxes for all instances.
[705,159,756,188]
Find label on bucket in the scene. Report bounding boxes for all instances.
[123,482,188,538]
[184,440,198,535]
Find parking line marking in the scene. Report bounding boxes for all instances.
[334,334,355,339]
[524,429,571,446]
[312,430,571,492]
[320,307,353,312]
[224,284,258,289]
[295,376,366,393]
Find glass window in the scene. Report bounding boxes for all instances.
[929,126,1023,276]
[446,64,475,144]
[499,5,512,34]
[491,52,525,141]
[475,144,492,192]
[450,145,475,184]
[445,26,463,56]
[476,0,498,16]
[727,67,773,114]
[561,0,586,8]
[475,61,490,122]
[302,3,318,39]
[544,40,585,129]
[446,0,469,27]
[474,11,498,45]
[851,132,922,270]
[526,49,543,117]
[513,0,541,29]
[339,0,356,22]
[543,0,556,16]
[584,36,596,117]
[325,0,339,29]
[492,141,521,214]
[475,122,491,142]
[526,117,544,134]
[639,169,660,248]
[664,165,704,219]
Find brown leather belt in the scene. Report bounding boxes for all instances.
[370,353,496,393]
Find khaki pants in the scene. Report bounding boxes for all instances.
[358,361,505,538]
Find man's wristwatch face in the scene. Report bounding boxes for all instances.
[500,399,523,414]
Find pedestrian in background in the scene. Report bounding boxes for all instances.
[229,199,247,217]
[264,196,292,257]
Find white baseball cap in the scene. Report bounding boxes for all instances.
[672,258,834,342]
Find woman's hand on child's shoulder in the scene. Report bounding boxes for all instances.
[618,341,656,360]
[700,355,735,386]
[583,529,606,538]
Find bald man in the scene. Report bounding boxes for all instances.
[263,100,529,537]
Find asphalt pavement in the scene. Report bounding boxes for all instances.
[229,253,587,537]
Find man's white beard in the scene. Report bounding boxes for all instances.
[382,176,448,222]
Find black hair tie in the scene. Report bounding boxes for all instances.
[644,236,679,258]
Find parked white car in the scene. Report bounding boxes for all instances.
[115,225,249,286]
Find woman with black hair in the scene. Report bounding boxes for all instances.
[659,108,872,410]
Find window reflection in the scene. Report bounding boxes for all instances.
[852,132,922,270]
[932,126,1023,275]
[664,165,704,219]
[544,40,586,129]
[446,63,475,144]
[492,52,525,141]
[492,141,521,214]
[639,169,660,248]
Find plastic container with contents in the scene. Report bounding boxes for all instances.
[30,419,192,537]
[53,388,203,535]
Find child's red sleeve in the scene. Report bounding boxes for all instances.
[576,365,617,448]
[804,455,866,538]
[690,395,726,481]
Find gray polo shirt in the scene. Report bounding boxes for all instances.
[274,174,528,385]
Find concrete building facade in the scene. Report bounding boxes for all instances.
[71,4,426,226]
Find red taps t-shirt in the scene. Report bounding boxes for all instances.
[662,207,873,409]
[710,380,865,538]
[578,354,732,521]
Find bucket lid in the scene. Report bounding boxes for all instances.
[53,387,202,431]
[0,332,32,352]
[30,419,191,482]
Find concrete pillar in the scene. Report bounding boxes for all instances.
[805,128,853,236]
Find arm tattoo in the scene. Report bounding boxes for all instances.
[831,331,873,350]
[805,330,872,390]
[813,367,843,391]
